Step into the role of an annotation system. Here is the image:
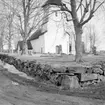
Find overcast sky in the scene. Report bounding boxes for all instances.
[85,8,105,51]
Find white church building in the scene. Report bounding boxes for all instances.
[28,0,75,55]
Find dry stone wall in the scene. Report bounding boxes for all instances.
[0,54,105,89]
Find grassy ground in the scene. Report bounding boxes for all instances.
[10,53,105,68]
[0,53,105,104]
[1,67,105,104]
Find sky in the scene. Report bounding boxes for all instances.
[83,8,105,51]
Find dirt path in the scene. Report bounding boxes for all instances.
[0,68,104,105]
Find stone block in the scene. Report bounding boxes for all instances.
[73,67,86,74]
[85,68,93,73]
[103,71,105,76]
[61,75,80,89]
[103,68,105,71]
[93,65,102,68]
[81,73,98,81]
[97,75,105,81]
[93,68,103,74]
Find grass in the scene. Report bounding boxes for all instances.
[10,53,105,68]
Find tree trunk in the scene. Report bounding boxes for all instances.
[8,41,11,53]
[8,35,12,53]
[22,0,30,55]
[0,37,3,52]
[21,39,28,55]
[24,41,28,55]
[22,31,28,55]
[75,26,83,62]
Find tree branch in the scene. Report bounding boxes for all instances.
[62,12,73,21]
[71,0,79,25]
[94,1,105,12]
[60,3,72,15]
[80,0,91,23]
[76,0,83,11]
[81,0,105,26]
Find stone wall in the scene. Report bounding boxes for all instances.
[0,54,105,89]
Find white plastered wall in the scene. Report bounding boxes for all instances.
[44,6,70,54]
[31,35,45,53]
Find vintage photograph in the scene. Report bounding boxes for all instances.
[0,0,105,105]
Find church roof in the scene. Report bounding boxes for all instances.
[28,29,47,41]
[42,0,62,7]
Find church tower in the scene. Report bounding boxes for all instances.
[42,0,62,32]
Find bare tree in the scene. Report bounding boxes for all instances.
[0,24,5,52]
[0,0,45,54]
[14,0,46,54]
[47,0,105,62]
[0,0,16,52]
[6,13,14,52]
[85,24,98,54]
